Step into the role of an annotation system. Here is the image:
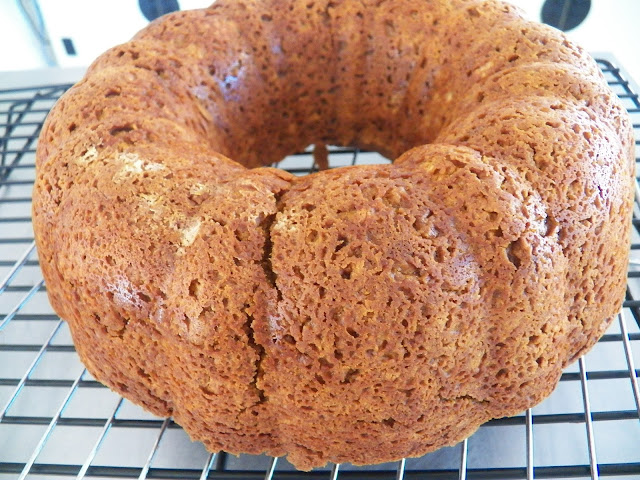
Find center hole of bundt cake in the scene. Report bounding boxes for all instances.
[275,144,391,174]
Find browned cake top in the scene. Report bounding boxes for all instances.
[32,0,634,470]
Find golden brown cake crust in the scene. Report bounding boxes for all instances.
[33,0,634,470]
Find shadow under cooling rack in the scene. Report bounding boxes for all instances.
[1,57,640,480]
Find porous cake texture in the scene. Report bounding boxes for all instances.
[33,0,634,470]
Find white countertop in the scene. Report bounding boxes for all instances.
[0,67,85,90]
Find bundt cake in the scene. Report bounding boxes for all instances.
[33,0,635,470]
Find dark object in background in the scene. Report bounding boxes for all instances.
[542,0,591,31]
[139,0,180,22]
[62,37,76,56]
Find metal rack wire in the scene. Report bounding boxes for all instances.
[1,58,639,480]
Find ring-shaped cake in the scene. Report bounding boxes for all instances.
[33,0,635,469]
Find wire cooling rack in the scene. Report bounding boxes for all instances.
[1,58,640,480]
